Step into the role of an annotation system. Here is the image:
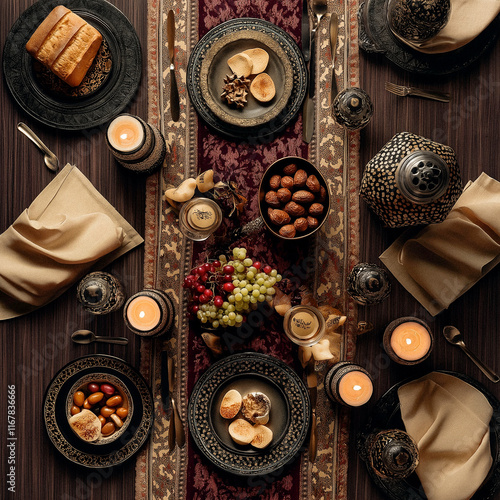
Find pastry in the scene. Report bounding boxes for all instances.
[26,5,103,87]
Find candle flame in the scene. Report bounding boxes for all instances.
[353,385,362,391]
[139,311,146,319]
[120,133,129,141]
[406,338,412,345]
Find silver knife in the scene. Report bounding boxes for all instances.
[168,356,186,448]
[329,13,339,106]
[167,10,180,122]
[302,95,314,143]
[302,0,311,62]
[306,363,318,463]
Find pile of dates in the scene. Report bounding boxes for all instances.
[71,381,129,438]
[263,162,327,238]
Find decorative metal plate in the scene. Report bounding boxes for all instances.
[43,355,154,468]
[187,18,307,140]
[188,352,311,476]
[358,0,500,75]
[357,371,500,500]
[3,0,142,130]
[200,28,293,128]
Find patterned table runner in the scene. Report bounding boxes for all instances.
[136,0,361,498]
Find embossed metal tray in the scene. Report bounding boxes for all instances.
[43,355,153,468]
[187,18,307,140]
[3,0,142,130]
[357,371,500,499]
[188,352,310,476]
[358,0,500,75]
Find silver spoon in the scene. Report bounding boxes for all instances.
[17,122,59,172]
[443,326,499,383]
[71,329,129,345]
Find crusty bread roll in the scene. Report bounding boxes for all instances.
[26,5,102,87]
[220,389,242,419]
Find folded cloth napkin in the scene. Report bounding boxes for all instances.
[398,372,493,500]
[380,173,500,316]
[394,0,500,54]
[0,164,144,320]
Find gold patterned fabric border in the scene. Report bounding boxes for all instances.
[136,0,361,498]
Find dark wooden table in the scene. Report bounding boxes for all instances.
[1,1,499,499]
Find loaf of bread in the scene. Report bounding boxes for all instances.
[26,5,102,87]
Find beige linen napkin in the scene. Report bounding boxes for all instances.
[380,173,500,316]
[398,372,493,500]
[0,164,144,320]
[394,0,500,54]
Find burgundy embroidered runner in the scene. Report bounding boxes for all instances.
[136,0,361,498]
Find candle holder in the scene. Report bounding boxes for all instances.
[283,305,326,346]
[383,316,433,365]
[325,361,374,407]
[106,114,166,175]
[178,197,223,241]
[76,271,125,315]
[123,289,175,337]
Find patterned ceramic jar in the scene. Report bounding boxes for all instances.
[387,0,451,43]
[332,87,373,130]
[77,272,125,315]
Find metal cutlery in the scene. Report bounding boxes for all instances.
[329,12,339,105]
[71,330,129,345]
[306,363,318,463]
[167,355,186,447]
[17,122,59,172]
[302,93,315,143]
[308,0,328,98]
[302,0,311,61]
[167,10,180,122]
[443,326,499,383]
[385,82,450,103]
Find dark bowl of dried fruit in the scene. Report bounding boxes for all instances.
[259,156,330,239]
[66,373,133,445]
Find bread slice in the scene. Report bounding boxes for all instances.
[251,424,273,449]
[26,5,102,87]
[250,73,276,102]
[228,418,255,445]
[68,409,101,442]
[242,48,269,74]
[227,53,253,78]
[220,389,242,419]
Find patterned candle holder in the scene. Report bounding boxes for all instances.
[106,114,166,175]
[76,272,125,315]
[123,289,175,337]
[283,305,326,346]
[383,316,433,365]
[325,361,374,407]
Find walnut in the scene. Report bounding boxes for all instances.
[279,224,296,238]
[221,74,251,108]
[268,208,291,225]
[284,201,306,217]
[292,190,315,203]
[293,169,308,187]
[277,188,292,203]
[265,191,281,207]
[306,175,321,193]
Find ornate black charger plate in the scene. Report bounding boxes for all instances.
[187,18,307,141]
[357,371,500,499]
[3,0,142,130]
[188,352,311,476]
[358,0,500,75]
[43,354,154,468]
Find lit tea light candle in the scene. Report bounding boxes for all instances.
[125,295,161,332]
[325,362,374,407]
[283,306,325,346]
[390,321,432,361]
[107,115,145,153]
[338,370,373,407]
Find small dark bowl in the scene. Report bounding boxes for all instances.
[258,156,330,240]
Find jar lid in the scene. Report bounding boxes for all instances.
[188,202,216,229]
[395,150,450,204]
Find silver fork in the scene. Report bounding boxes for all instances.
[385,82,450,103]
